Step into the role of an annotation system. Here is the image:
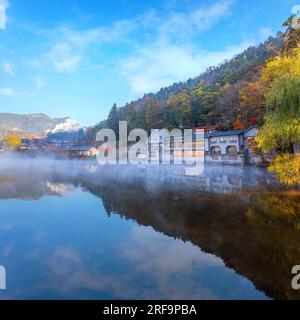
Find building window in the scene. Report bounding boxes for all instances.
[220,138,227,143]
[226,145,238,155]
[211,146,221,155]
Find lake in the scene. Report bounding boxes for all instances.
[0,159,299,300]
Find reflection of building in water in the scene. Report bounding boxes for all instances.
[0,161,277,200]
[0,162,299,299]
[94,164,275,195]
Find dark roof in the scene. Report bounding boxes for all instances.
[243,125,258,133]
[205,130,243,138]
[64,146,95,152]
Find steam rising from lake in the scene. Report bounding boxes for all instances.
[0,155,299,300]
[0,154,282,201]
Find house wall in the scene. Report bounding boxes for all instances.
[146,128,261,166]
[207,134,242,155]
[205,154,245,165]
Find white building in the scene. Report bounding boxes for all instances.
[205,126,259,165]
[147,126,259,166]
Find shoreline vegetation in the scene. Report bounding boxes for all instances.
[90,16,300,186]
[0,154,299,192]
[1,17,300,186]
[0,160,299,299]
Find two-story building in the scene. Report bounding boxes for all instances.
[205,126,259,165]
[205,130,245,165]
[147,126,259,166]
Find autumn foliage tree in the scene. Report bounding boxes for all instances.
[256,45,300,185]
[233,118,245,130]
[239,79,266,125]
[282,15,300,55]
[269,154,300,186]
[3,135,22,150]
[257,69,300,154]
[91,32,283,137]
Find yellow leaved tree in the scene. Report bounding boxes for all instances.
[268,154,300,186]
[256,45,300,186]
[3,135,22,150]
[262,46,300,83]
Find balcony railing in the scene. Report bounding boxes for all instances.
[222,155,238,161]
[207,154,243,163]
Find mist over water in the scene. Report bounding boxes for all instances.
[0,157,299,300]
[0,154,281,194]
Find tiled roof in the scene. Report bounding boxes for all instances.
[205,130,243,138]
[149,126,257,140]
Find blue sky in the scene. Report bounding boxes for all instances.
[0,0,298,125]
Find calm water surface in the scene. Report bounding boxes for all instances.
[0,160,299,300]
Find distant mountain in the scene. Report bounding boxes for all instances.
[0,113,83,138]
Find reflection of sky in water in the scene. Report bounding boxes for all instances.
[0,187,267,300]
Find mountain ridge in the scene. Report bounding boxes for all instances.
[93,32,285,135]
[0,113,82,138]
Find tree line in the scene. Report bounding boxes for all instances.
[92,16,300,185]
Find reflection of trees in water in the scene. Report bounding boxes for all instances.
[0,171,82,200]
[1,164,299,299]
[0,175,17,184]
[82,179,300,300]
[0,170,51,200]
[247,193,300,300]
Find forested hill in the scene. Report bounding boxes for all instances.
[153,33,283,101]
[94,32,284,135]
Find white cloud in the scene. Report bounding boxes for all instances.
[118,225,222,299]
[47,43,78,72]
[0,0,9,7]
[46,42,81,73]
[122,41,251,96]
[156,0,234,41]
[59,19,136,47]
[29,42,82,73]
[33,76,44,88]
[26,0,241,94]
[0,87,28,96]
[0,87,14,96]
[2,61,15,76]
[26,17,138,73]
[28,1,233,75]
[0,0,9,30]
[119,0,243,96]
